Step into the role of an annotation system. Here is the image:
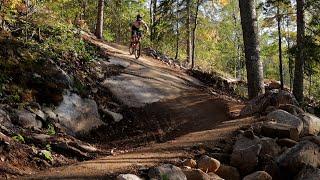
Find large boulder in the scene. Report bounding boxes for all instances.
[243,171,272,180]
[197,155,220,173]
[0,108,13,131]
[240,90,298,117]
[295,166,320,180]
[148,164,187,180]
[230,134,261,175]
[261,122,300,141]
[260,137,282,157]
[279,104,304,116]
[267,110,303,134]
[216,165,240,180]
[30,59,73,105]
[182,169,211,180]
[117,174,142,180]
[54,92,105,136]
[299,113,320,136]
[14,109,42,129]
[277,140,320,175]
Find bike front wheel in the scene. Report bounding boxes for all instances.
[129,43,134,55]
[134,42,141,59]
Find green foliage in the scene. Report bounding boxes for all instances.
[161,174,169,180]
[40,150,53,162]
[12,134,25,143]
[47,124,56,136]
[46,144,52,152]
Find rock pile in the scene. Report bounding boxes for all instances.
[117,90,320,180]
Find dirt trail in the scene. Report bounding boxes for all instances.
[25,33,250,179]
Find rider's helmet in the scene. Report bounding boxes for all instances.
[136,14,142,21]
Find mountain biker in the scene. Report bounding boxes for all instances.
[130,14,149,43]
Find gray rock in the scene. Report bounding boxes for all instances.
[148,164,187,180]
[102,108,123,122]
[299,113,320,136]
[14,109,42,129]
[276,138,298,148]
[277,140,320,174]
[182,169,211,180]
[230,134,261,175]
[243,171,272,180]
[295,166,320,180]
[216,165,240,180]
[267,110,303,135]
[240,90,298,117]
[43,107,58,120]
[279,104,304,116]
[117,174,142,180]
[261,122,300,140]
[0,109,13,130]
[260,137,281,157]
[54,92,105,135]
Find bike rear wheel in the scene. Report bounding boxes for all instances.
[134,42,141,59]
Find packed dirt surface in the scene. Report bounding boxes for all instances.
[24,33,247,179]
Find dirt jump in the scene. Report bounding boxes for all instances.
[24,33,250,179]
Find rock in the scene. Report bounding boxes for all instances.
[31,133,53,144]
[299,113,320,136]
[148,164,187,180]
[279,104,304,116]
[267,110,303,135]
[243,130,255,139]
[210,153,230,165]
[14,109,42,129]
[243,171,272,180]
[240,90,298,117]
[117,174,142,180]
[261,122,300,141]
[43,107,57,120]
[52,142,90,160]
[295,166,320,180]
[0,109,13,129]
[230,134,261,175]
[197,155,220,173]
[69,142,98,153]
[299,136,320,146]
[260,137,281,157]
[182,169,211,180]
[54,92,105,135]
[32,59,73,105]
[182,158,197,168]
[277,140,320,174]
[207,173,224,180]
[216,165,240,180]
[276,138,298,148]
[102,108,123,122]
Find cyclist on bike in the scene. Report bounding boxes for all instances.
[130,14,149,43]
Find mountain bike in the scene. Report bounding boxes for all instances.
[129,33,141,59]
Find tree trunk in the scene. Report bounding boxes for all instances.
[191,0,200,69]
[286,12,293,91]
[239,0,265,99]
[186,0,192,67]
[293,0,305,103]
[150,0,157,42]
[175,0,179,60]
[277,2,284,90]
[95,0,104,39]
